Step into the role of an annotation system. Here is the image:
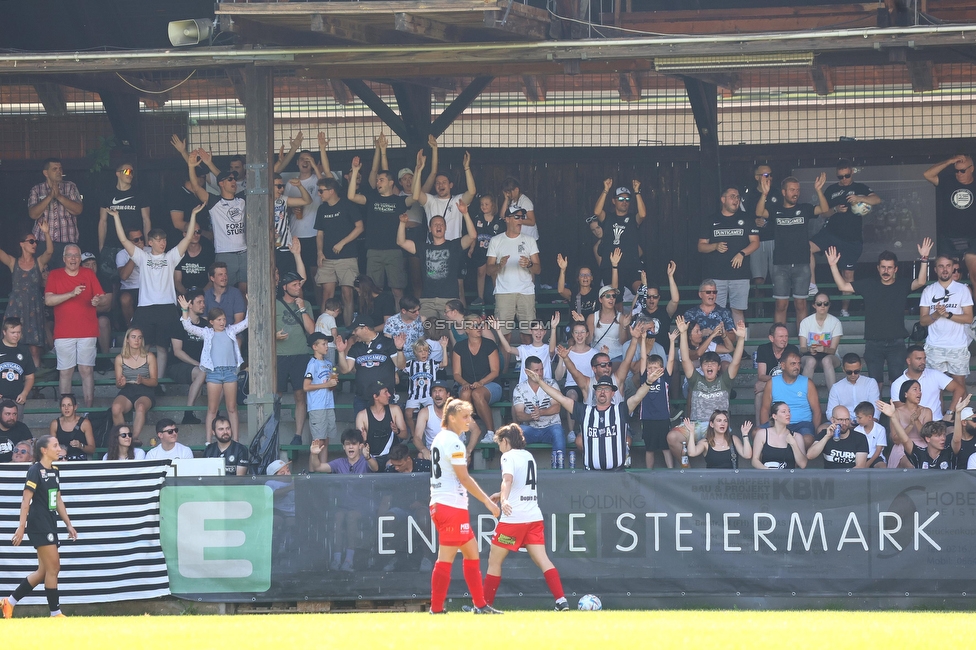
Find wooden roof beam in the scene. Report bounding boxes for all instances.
[484,4,549,40]
[32,82,67,116]
[219,15,323,47]
[394,13,461,42]
[618,72,642,102]
[907,59,937,92]
[810,64,834,96]
[329,79,353,105]
[311,14,377,44]
[225,68,247,107]
[521,75,546,102]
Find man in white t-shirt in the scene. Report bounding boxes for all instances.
[188,152,248,294]
[500,177,538,240]
[486,206,541,344]
[413,150,477,241]
[116,227,145,326]
[890,345,964,421]
[145,419,195,460]
[919,254,974,388]
[110,201,201,385]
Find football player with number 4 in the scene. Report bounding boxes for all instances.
[429,398,502,614]
[484,424,569,611]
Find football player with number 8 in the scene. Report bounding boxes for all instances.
[429,398,502,614]
[483,424,569,611]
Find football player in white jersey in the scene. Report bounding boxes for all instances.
[428,398,502,614]
[483,424,569,611]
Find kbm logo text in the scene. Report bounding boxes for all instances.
[160,485,273,594]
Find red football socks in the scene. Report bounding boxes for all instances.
[430,561,452,613]
[544,568,565,600]
[483,573,501,605]
[462,559,487,609]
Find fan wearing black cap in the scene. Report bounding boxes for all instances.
[335,315,406,414]
[355,380,408,468]
[593,178,645,293]
[277,270,316,445]
[528,366,663,471]
[188,150,248,295]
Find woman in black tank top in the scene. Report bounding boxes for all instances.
[685,410,753,469]
[752,402,808,469]
[356,387,408,461]
[48,394,94,460]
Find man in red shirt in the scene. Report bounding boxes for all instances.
[44,244,109,407]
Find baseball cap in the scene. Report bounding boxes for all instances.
[615,187,632,198]
[961,407,976,421]
[216,170,237,183]
[432,379,454,392]
[80,252,97,263]
[307,332,332,347]
[507,204,527,217]
[599,285,618,298]
[397,167,413,181]
[594,376,617,391]
[279,271,303,286]
[353,315,376,330]
[266,460,290,475]
[370,380,389,397]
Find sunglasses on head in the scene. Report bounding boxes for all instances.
[837,173,852,179]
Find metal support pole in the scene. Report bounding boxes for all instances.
[244,64,276,440]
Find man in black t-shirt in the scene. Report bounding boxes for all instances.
[336,316,405,414]
[698,184,759,323]
[810,160,882,315]
[98,162,151,285]
[348,153,421,303]
[827,240,932,384]
[741,165,779,290]
[169,289,209,425]
[0,400,32,459]
[757,173,829,329]
[806,406,869,469]
[396,203,477,330]
[315,177,363,327]
[593,178,646,292]
[0,318,36,416]
[924,154,976,294]
[204,416,250,475]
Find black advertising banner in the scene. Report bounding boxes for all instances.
[162,471,976,602]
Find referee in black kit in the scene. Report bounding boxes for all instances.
[2,435,78,619]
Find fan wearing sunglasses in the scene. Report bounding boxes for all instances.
[798,292,843,389]
[0,221,54,368]
[592,178,645,294]
[924,154,976,293]
[809,160,881,315]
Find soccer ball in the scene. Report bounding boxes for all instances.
[849,202,872,216]
[577,594,602,611]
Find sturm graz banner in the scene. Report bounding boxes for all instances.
[161,471,976,602]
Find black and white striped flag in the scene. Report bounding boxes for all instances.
[0,460,171,604]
